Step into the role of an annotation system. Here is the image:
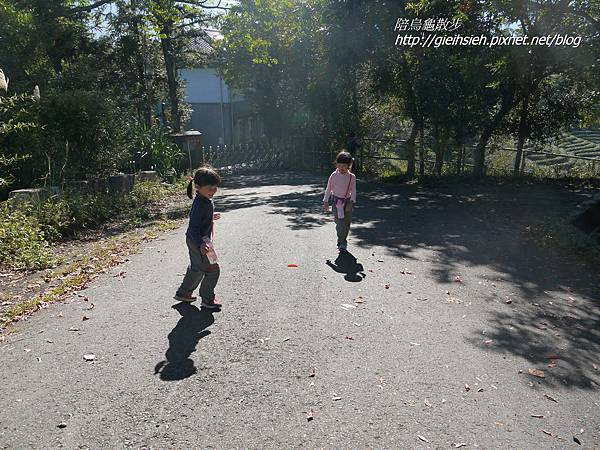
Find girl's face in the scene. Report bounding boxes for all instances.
[197,184,218,199]
[336,163,351,174]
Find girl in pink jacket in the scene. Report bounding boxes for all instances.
[323,151,357,252]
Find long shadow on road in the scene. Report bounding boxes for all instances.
[154,303,214,381]
[217,172,600,390]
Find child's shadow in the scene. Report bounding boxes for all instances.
[326,251,366,282]
[154,302,214,381]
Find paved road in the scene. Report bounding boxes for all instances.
[1,173,598,449]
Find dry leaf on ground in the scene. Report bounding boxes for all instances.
[528,368,545,378]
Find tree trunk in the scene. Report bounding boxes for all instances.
[473,85,516,176]
[419,127,425,177]
[160,24,181,132]
[406,121,418,178]
[513,91,530,176]
[433,126,447,176]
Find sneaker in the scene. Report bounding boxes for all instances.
[174,292,197,303]
[201,298,222,310]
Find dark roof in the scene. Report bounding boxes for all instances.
[191,36,215,54]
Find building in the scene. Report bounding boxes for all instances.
[180,68,263,148]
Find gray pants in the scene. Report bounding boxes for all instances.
[177,237,220,301]
[332,198,353,249]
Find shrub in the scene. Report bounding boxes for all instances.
[0,203,56,270]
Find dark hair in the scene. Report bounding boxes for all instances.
[336,151,353,165]
[187,166,221,199]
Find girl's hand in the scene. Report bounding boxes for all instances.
[323,202,330,212]
[213,213,221,221]
[200,244,209,255]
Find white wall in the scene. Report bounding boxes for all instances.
[180,68,231,104]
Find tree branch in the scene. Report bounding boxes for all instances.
[177,0,230,10]
[64,0,115,16]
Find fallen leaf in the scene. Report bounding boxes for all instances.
[593,363,598,371]
[454,275,463,283]
[384,283,390,289]
[542,430,555,437]
[544,394,558,403]
[83,354,96,361]
[345,336,354,340]
[547,363,557,368]
[36,357,41,362]
[424,400,432,407]
[57,422,67,429]
[505,298,513,304]
[531,414,544,418]
[353,297,365,304]
[484,339,494,345]
[332,396,342,401]
[341,303,356,310]
[308,367,316,378]
[282,337,290,342]
[573,436,582,445]
[82,316,90,321]
[367,269,374,273]
[287,264,298,268]
[417,435,429,443]
[464,384,470,392]
[453,444,467,449]
[528,368,545,378]
[377,259,384,262]
[410,342,421,346]
[24,348,31,353]
[68,327,80,332]
[306,409,314,421]
[477,388,484,393]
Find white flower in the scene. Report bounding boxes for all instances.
[33,85,40,101]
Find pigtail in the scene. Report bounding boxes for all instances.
[186,179,194,199]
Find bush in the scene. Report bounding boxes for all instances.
[129,123,183,178]
[131,181,176,204]
[0,203,56,270]
[0,180,181,271]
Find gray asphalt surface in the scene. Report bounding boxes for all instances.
[1,172,598,449]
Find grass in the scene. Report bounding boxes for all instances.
[526,218,600,266]
[0,218,180,330]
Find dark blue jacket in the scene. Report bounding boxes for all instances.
[186,194,213,245]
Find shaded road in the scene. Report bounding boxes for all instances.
[1,172,598,449]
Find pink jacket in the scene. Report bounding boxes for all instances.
[323,170,356,203]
